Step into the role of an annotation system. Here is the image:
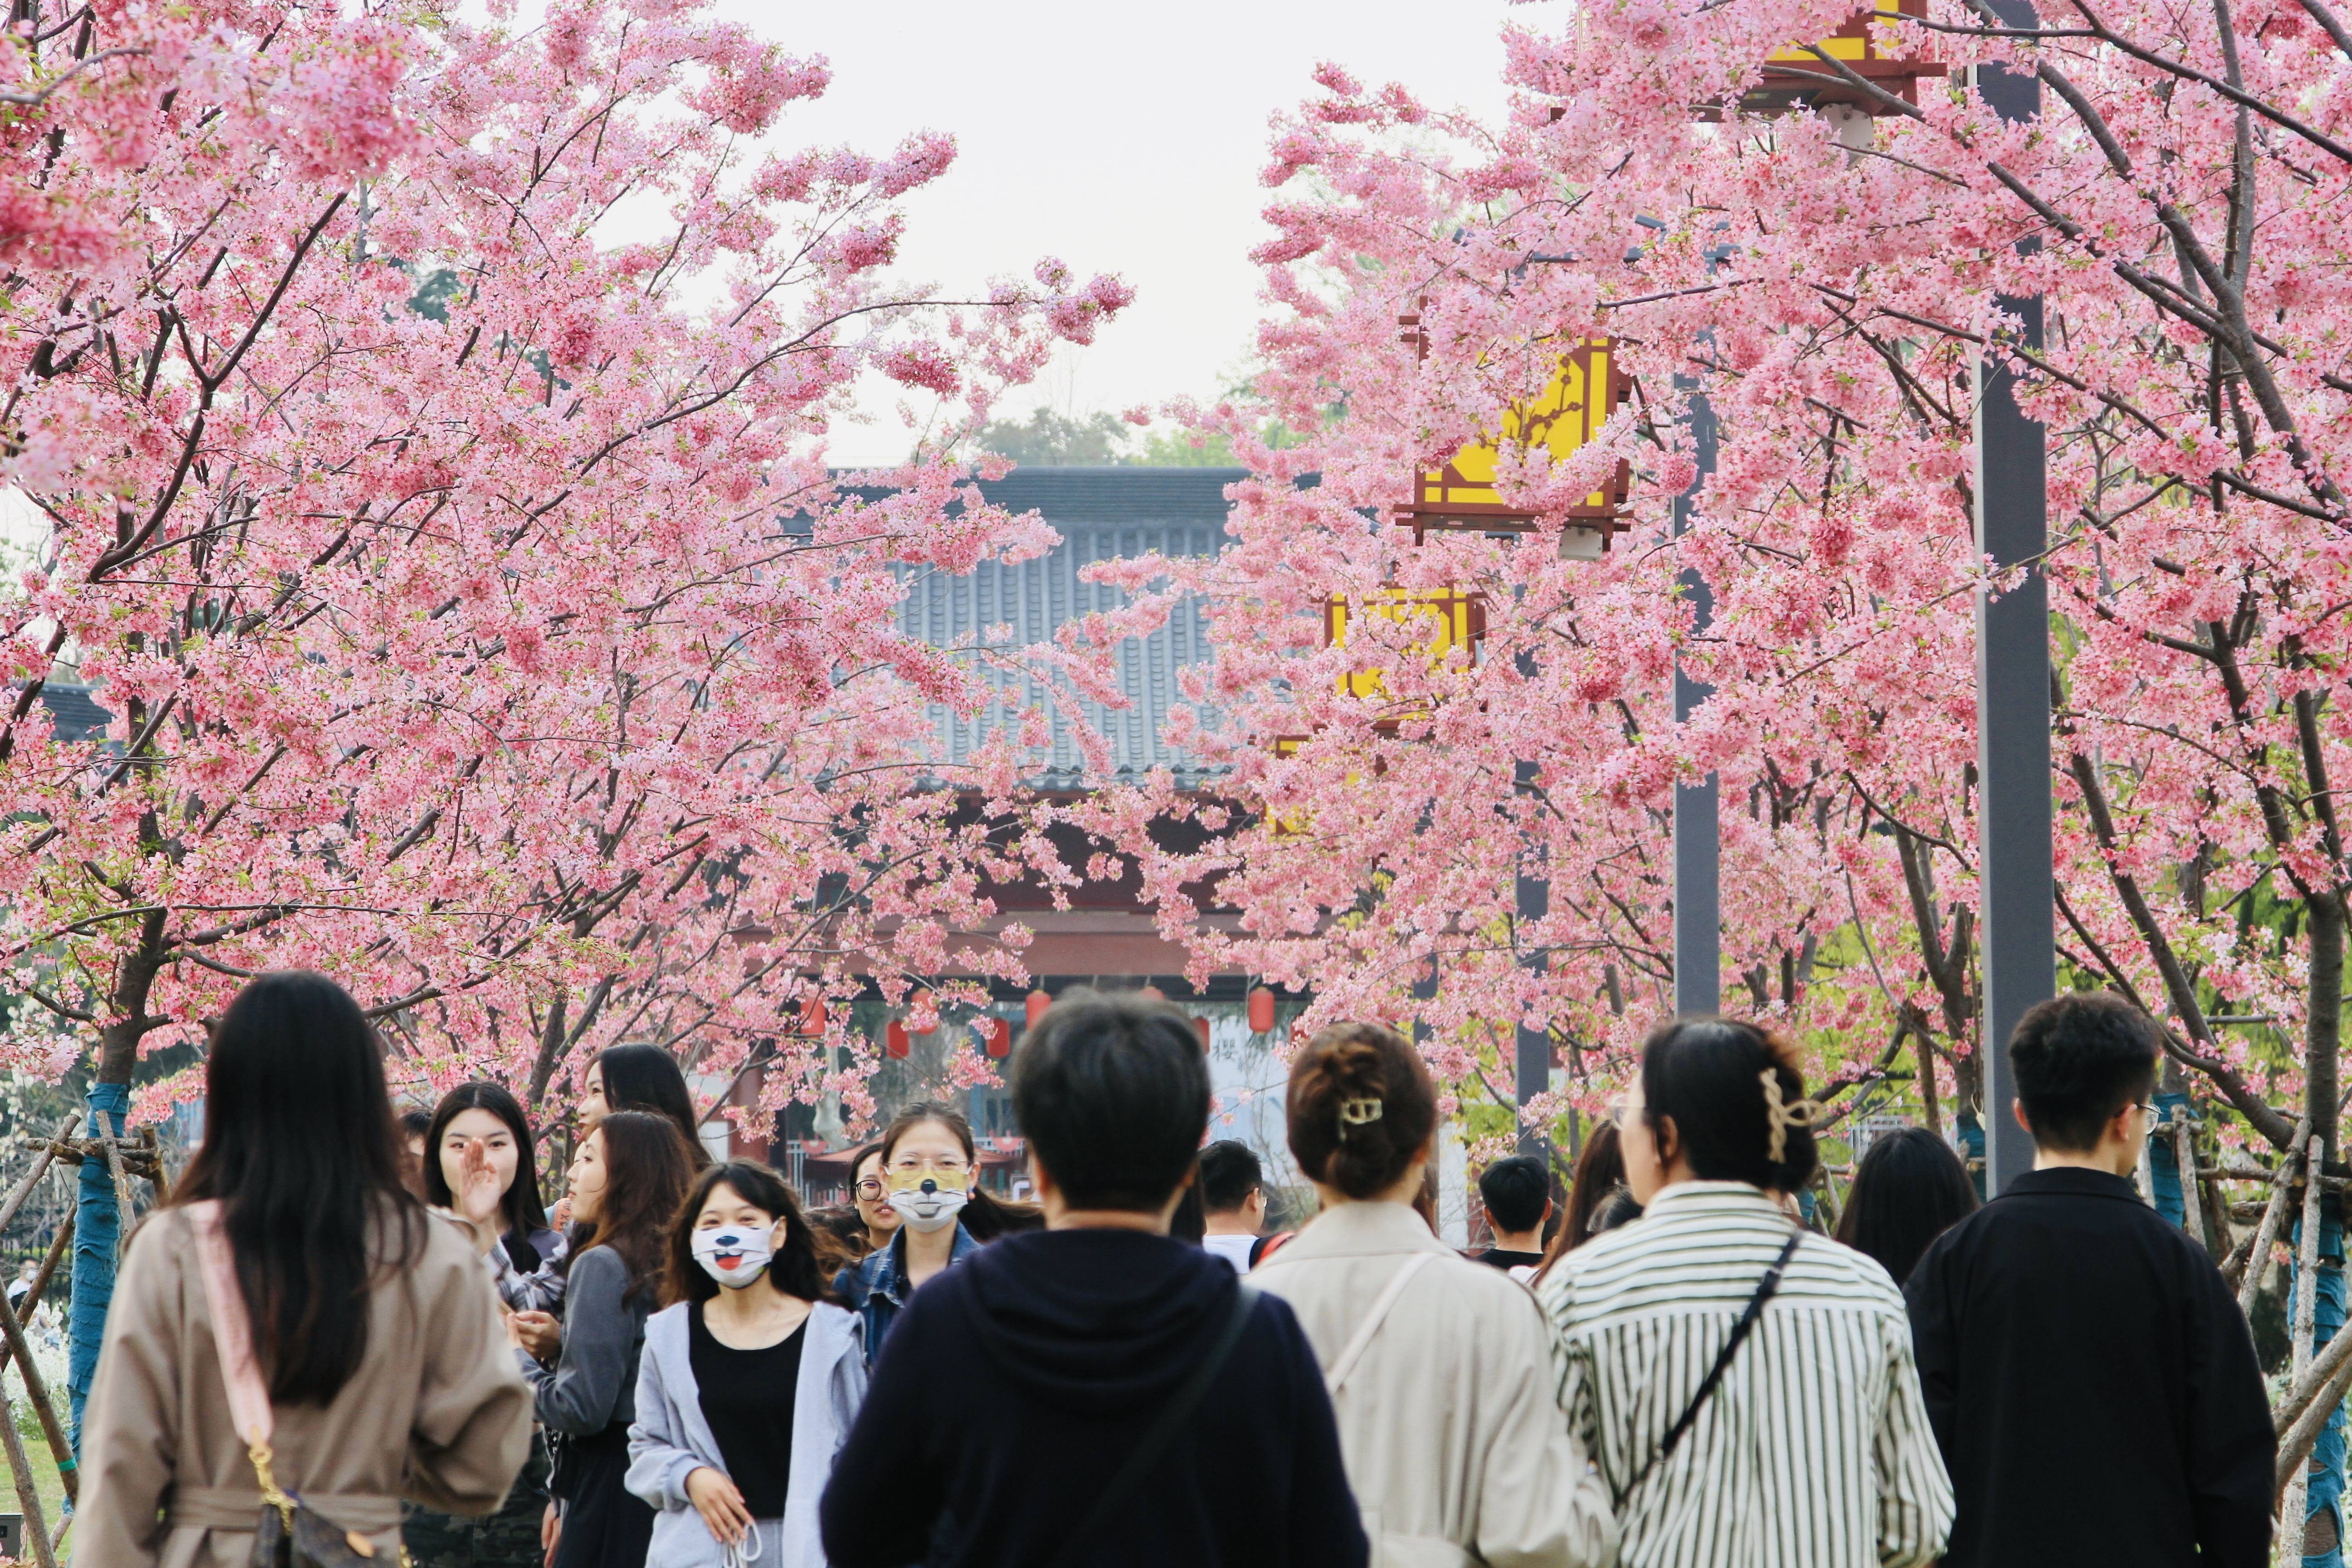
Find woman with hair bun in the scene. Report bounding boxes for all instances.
[1538,1016,1955,1568]
[1252,1021,1616,1567]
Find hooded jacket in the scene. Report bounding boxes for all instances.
[626,1299,867,1568]
[818,1227,1367,1568]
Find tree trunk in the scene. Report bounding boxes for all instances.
[67,911,165,1451]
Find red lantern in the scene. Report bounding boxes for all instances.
[1248,986,1275,1034]
[986,1018,1013,1059]
[1025,989,1050,1028]
[885,1020,910,1059]
[1194,1016,1211,1051]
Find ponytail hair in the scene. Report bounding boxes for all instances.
[1641,1016,1820,1193]
[1286,1022,1437,1200]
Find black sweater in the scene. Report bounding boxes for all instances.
[819,1227,1367,1568]
[1906,1167,2275,1568]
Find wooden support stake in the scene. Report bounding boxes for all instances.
[0,1382,57,1568]
[0,1250,74,1502]
[2294,1135,2325,1389]
[2237,1117,2310,1316]
[2176,1116,2208,1249]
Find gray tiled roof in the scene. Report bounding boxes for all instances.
[35,683,108,743]
[898,468,1240,788]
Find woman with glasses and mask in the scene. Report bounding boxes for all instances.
[833,1103,1022,1365]
[848,1146,901,1257]
[1539,1017,1953,1568]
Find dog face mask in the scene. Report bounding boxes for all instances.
[885,1163,971,1233]
[690,1224,774,1289]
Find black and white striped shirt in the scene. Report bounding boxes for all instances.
[1538,1182,1954,1568]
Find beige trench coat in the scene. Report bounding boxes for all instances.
[78,1203,534,1568]
[1253,1201,1618,1568]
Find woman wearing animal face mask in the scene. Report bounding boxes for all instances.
[833,1103,1011,1365]
[628,1161,866,1568]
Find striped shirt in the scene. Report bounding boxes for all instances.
[1538,1181,1954,1568]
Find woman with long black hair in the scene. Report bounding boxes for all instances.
[582,1042,711,1168]
[407,1080,567,1567]
[628,1160,866,1566]
[78,971,533,1565]
[529,1109,696,1568]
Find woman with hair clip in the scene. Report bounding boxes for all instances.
[627,1160,867,1567]
[407,1081,567,1567]
[78,971,533,1565]
[835,1102,1014,1364]
[1538,1017,1954,1568]
[529,1110,696,1568]
[1252,1022,1617,1568]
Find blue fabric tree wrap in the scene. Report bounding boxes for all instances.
[67,1082,129,1455]
[2292,1198,2347,1568]
[1956,1108,1986,1202]
[2150,1091,2191,1227]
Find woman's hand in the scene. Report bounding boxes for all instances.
[510,1309,561,1363]
[541,1501,559,1568]
[685,1466,752,1545]
[458,1139,505,1246]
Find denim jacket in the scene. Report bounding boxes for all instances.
[835,1223,982,1365]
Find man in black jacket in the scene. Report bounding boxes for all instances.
[819,990,1367,1568]
[1906,992,2274,1568]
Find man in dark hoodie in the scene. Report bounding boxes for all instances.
[819,989,1368,1568]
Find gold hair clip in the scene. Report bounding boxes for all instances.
[1337,1097,1383,1140]
[1759,1069,1822,1165]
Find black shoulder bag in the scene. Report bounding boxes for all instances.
[1616,1230,1803,1505]
[1046,1283,1259,1568]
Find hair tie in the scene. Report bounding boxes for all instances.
[1759,1068,1821,1165]
[1338,1097,1383,1141]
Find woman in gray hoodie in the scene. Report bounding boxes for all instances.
[629,1159,867,1568]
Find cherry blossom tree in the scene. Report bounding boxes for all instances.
[1086,0,2352,1210]
[0,0,1127,1432]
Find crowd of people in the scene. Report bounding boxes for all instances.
[70,972,2276,1568]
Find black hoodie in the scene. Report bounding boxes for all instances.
[819,1227,1367,1568]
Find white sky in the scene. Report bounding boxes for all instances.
[713,0,1537,463]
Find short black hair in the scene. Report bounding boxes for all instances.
[2010,992,2162,1152]
[1199,1141,1264,1214]
[1010,990,1210,1213]
[1479,1154,1550,1234]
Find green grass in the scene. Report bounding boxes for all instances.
[0,1434,75,1558]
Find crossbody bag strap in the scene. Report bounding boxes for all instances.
[187,1200,299,1521]
[1045,1283,1259,1568]
[1321,1251,1435,1399]
[1616,1230,1803,1507]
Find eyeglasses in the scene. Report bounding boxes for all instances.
[854,1178,884,1200]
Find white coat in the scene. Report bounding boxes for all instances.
[1252,1200,1617,1568]
[626,1298,866,1568]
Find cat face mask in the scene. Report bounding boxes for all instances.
[690,1224,774,1289]
[885,1163,970,1233]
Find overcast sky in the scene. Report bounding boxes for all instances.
[711,0,1537,463]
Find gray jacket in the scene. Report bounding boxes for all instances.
[625,1299,866,1568]
[520,1245,650,1436]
